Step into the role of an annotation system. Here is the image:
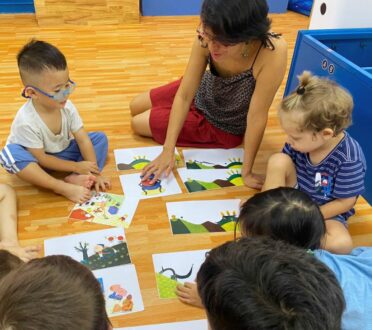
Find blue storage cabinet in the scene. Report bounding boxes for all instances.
[141,0,288,16]
[285,29,372,203]
[288,0,313,16]
[0,0,35,13]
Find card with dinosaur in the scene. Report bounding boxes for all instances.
[183,148,243,169]
[114,146,182,171]
[94,264,144,317]
[118,319,208,330]
[177,168,243,193]
[68,192,139,228]
[152,249,209,299]
[166,199,240,235]
[44,228,131,271]
[120,172,182,200]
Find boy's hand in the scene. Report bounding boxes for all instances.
[94,175,111,192]
[75,161,100,175]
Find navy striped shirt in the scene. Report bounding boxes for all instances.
[283,132,366,221]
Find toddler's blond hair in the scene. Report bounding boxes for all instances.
[280,71,353,135]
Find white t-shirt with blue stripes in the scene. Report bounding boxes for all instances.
[283,131,366,221]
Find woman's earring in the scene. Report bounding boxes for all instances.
[242,43,249,58]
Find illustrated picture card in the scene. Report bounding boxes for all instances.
[152,249,209,299]
[166,199,240,235]
[114,146,182,171]
[94,264,144,317]
[177,168,243,193]
[68,192,138,228]
[117,319,208,330]
[183,148,243,170]
[120,172,182,200]
[44,228,131,271]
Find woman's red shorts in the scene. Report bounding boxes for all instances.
[149,79,243,148]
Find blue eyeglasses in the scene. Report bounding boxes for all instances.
[22,79,76,102]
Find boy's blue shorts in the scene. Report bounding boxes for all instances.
[0,131,108,174]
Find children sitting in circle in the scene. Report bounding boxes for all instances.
[0,3,370,327]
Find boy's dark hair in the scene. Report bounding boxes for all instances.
[0,255,110,330]
[197,237,345,330]
[238,187,326,249]
[201,0,272,47]
[0,250,24,280]
[17,39,67,79]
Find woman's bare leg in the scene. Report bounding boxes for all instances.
[129,91,152,116]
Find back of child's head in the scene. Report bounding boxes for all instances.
[238,187,325,249]
[200,0,272,47]
[280,71,353,135]
[0,255,110,330]
[17,39,67,84]
[0,250,24,280]
[197,236,345,330]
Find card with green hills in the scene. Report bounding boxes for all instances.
[166,200,240,235]
[183,148,243,170]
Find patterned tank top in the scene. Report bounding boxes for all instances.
[194,44,263,135]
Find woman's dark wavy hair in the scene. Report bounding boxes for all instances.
[200,0,273,47]
[238,187,326,250]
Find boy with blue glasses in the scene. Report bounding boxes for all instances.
[0,40,110,203]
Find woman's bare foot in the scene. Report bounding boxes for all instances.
[55,181,92,203]
[1,242,40,262]
[176,282,203,308]
[64,173,96,189]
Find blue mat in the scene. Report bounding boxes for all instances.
[288,0,313,16]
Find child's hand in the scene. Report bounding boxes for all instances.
[175,282,203,308]
[75,161,100,175]
[94,175,111,192]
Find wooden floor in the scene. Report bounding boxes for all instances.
[0,11,371,328]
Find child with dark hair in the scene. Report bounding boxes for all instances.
[197,237,345,330]
[239,186,326,250]
[0,184,39,261]
[131,0,287,189]
[0,40,110,203]
[177,188,372,330]
[0,251,112,330]
[0,250,23,279]
[263,71,366,254]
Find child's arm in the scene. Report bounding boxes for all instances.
[321,158,366,220]
[28,148,99,174]
[72,128,99,166]
[73,128,111,191]
[320,196,357,220]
